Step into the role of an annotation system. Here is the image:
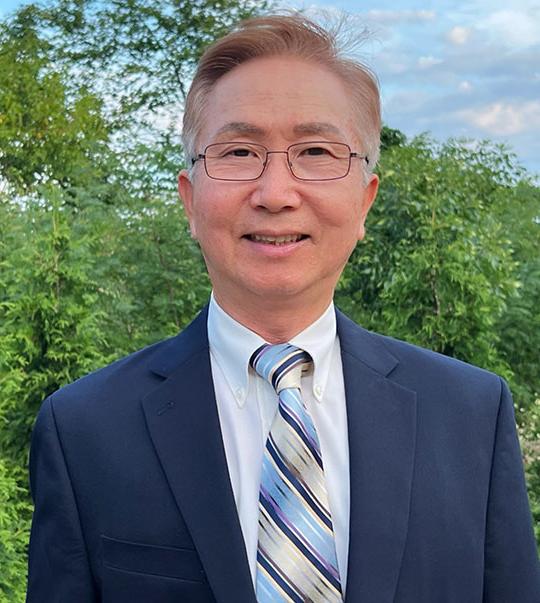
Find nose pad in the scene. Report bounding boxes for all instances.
[263,150,294,178]
[251,151,301,211]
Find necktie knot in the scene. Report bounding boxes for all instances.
[250,343,311,393]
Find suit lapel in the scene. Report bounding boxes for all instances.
[141,308,256,603]
[140,307,415,603]
[337,311,417,603]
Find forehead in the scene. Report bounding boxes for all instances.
[199,56,358,146]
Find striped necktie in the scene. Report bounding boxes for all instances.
[250,343,343,602]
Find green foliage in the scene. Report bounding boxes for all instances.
[0,460,31,603]
[0,1,538,596]
[1,189,112,463]
[0,6,112,191]
[88,192,211,354]
[336,134,540,549]
[0,185,210,461]
[0,149,210,603]
[527,459,540,554]
[0,1,265,597]
[337,136,527,379]
[380,125,407,150]
[45,0,270,116]
[495,179,540,432]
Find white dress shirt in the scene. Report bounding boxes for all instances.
[207,295,350,590]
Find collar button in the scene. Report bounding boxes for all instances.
[235,387,245,401]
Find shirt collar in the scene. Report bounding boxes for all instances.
[207,293,337,407]
[289,302,337,403]
[208,294,265,407]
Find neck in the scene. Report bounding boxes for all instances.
[212,290,333,343]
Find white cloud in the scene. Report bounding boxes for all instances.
[458,101,540,136]
[447,26,472,45]
[418,56,443,69]
[478,10,540,48]
[459,81,472,92]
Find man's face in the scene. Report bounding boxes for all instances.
[179,56,378,318]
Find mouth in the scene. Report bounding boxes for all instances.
[244,233,309,246]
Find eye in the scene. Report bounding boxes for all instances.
[216,144,261,159]
[302,146,331,156]
[294,143,344,160]
[228,147,253,157]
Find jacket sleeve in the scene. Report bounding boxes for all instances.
[26,395,98,603]
[483,378,540,602]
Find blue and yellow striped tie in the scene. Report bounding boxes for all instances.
[250,343,343,602]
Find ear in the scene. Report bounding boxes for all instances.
[357,173,379,241]
[178,169,197,238]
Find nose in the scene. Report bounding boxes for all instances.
[248,151,302,212]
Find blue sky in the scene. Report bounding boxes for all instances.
[2,0,539,175]
[288,0,540,175]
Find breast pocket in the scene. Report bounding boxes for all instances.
[101,535,215,603]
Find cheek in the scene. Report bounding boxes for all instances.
[190,192,238,248]
[190,187,219,232]
[320,194,364,233]
[316,201,365,257]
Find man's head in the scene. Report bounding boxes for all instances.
[182,14,381,175]
[178,14,380,336]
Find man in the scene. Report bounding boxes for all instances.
[27,14,539,603]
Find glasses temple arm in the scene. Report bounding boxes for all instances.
[191,154,205,166]
[350,152,369,164]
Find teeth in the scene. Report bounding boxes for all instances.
[251,234,302,245]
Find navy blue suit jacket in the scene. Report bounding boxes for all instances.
[27,307,540,602]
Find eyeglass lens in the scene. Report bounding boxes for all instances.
[203,141,352,181]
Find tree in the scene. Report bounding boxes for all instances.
[0,188,111,464]
[0,459,30,603]
[0,3,267,597]
[44,0,270,116]
[337,136,523,378]
[1,5,539,599]
[380,125,406,150]
[495,178,540,424]
[336,134,539,548]
[0,5,112,192]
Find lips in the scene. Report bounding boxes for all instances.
[246,233,308,246]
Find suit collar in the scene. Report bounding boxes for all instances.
[142,305,256,603]
[336,309,399,377]
[337,310,417,603]
[147,305,210,378]
[144,305,415,603]
[149,305,398,379]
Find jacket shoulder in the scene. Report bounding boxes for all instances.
[336,309,504,400]
[43,307,209,417]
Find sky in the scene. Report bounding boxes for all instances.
[287,0,540,176]
[2,0,539,175]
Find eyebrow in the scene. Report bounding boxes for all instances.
[293,122,344,138]
[213,121,345,141]
[214,122,266,139]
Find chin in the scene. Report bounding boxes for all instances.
[249,280,320,302]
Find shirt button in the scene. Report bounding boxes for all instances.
[235,387,244,401]
[314,384,323,398]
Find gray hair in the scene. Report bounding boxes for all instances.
[182,13,381,179]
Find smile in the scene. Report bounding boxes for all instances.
[246,234,308,245]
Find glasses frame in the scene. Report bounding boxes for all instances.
[191,141,369,182]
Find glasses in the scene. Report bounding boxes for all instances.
[192,141,368,181]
